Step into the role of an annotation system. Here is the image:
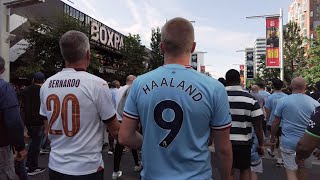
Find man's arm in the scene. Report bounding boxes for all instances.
[1,84,26,160]
[103,115,120,141]
[252,115,264,155]
[119,116,142,150]
[270,117,281,144]
[296,133,320,165]
[265,108,271,125]
[212,128,232,180]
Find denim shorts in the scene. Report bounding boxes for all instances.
[280,146,312,171]
[0,146,16,180]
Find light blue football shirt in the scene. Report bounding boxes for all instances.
[274,94,320,151]
[124,64,232,180]
[265,92,287,126]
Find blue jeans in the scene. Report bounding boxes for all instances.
[15,160,28,180]
[26,126,44,171]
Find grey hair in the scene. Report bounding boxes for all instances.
[0,56,5,72]
[126,75,136,85]
[59,30,90,63]
[161,17,194,56]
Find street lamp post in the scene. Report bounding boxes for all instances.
[245,8,284,81]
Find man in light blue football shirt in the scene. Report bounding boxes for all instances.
[119,17,232,180]
[265,78,287,166]
[271,77,320,180]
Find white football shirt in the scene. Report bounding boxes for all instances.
[39,68,115,175]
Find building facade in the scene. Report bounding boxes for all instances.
[8,0,152,83]
[253,38,266,77]
[288,0,320,41]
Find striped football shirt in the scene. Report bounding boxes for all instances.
[226,86,264,145]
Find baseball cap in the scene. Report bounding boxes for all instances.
[33,72,45,81]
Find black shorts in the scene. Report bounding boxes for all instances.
[232,145,251,171]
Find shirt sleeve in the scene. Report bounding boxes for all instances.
[210,83,232,130]
[265,96,272,109]
[306,106,320,138]
[274,98,285,118]
[94,81,116,122]
[251,100,264,120]
[0,83,25,151]
[39,86,47,117]
[123,80,140,120]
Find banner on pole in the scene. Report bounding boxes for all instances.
[191,54,198,70]
[266,17,280,68]
[246,51,254,79]
[239,65,245,86]
[200,66,205,73]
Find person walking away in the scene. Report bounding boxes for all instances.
[0,56,27,180]
[271,77,320,180]
[225,69,264,180]
[296,106,320,167]
[265,79,287,167]
[39,30,120,180]
[119,17,232,180]
[112,75,141,180]
[20,72,47,176]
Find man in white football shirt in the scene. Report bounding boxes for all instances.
[40,30,120,180]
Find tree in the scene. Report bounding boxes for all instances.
[118,34,147,82]
[283,21,305,83]
[12,15,101,79]
[149,27,164,70]
[301,26,320,85]
[255,55,280,82]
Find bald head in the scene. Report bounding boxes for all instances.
[251,85,259,93]
[161,17,195,57]
[126,75,136,85]
[291,77,307,92]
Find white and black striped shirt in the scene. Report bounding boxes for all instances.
[226,86,264,145]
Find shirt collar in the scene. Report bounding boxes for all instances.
[62,68,86,72]
[226,86,243,91]
[163,64,193,69]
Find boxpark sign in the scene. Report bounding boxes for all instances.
[91,22,125,51]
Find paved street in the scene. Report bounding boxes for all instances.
[29,149,320,180]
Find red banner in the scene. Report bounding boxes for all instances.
[240,65,244,71]
[200,66,205,73]
[266,17,280,68]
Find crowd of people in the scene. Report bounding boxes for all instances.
[0,17,320,180]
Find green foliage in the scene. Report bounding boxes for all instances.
[149,27,164,70]
[301,26,320,86]
[118,34,147,80]
[283,21,305,83]
[255,55,280,82]
[12,15,102,79]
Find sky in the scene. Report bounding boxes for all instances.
[62,0,292,78]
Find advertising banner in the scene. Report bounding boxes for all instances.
[200,66,205,73]
[246,51,254,79]
[191,54,198,70]
[239,65,245,85]
[266,17,280,68]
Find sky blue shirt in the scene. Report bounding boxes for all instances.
[124,64,231,180]
[265,92,288,126]
[258,90,270,106]
[274,94,320,150]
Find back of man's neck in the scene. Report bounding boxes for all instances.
[65,62,87,70]
[165,55,190,65]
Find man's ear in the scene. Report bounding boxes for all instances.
[191,42,196,53]
[160,42,165,54]
[86,50,91,66]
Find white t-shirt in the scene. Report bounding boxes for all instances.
[39,68,115,175]
[115,85,129,121]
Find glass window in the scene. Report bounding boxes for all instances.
[311,11,314,17]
